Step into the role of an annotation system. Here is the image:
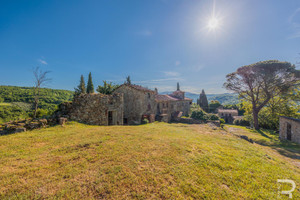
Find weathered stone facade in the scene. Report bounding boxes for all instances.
[217,109,238,124]
[279,116,300,144]
[113,84,156,125]
[63,83,192,126]
[61,93,123,125]
[114,84,192,124]
[156,91,192,122]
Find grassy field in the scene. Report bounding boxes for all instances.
[0,103,12,106]
[0,122,299,199]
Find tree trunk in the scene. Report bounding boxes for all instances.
[253,109,259,130]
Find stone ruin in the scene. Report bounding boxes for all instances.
[57,93,123,126]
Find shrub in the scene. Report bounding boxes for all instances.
[35,109,49,118]
[141,118,149,124]
[191,110,207,121]
[207,114,219,120]
[233,118,251,127]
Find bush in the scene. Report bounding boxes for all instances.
[35,109,49,118]
[233,118,250,126]
[191,110,207,121]
[141,118,149,124]
[207,114,219,120]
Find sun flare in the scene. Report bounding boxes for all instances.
[207,17,220,30]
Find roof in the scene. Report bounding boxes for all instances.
[155,94,192,102]
[115,84,156,93]
[280,116,300,123]
[155,94,178,101]
[218,109,238,114]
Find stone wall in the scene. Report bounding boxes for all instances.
[113,85,156,125]
[61,93,123,126]
[279,116,300,144]
[156,100,191,122]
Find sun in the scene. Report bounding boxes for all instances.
[207,17,220,31]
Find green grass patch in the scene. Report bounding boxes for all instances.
[0,103,12,106]
[0,122,299,199]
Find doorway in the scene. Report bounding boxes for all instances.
[108,111,113,125]
[287,123,292,141]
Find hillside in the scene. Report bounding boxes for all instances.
[0,122,299,199]
[0,86,74,122]
[162,92,239,105]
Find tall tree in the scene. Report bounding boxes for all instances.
[74,75,86,96]
[86,72,94,94]
[125,76,131,85]
[224,60,300,129]
[197,89,209,112]
[97,81,119,94]
[33,67,51,118]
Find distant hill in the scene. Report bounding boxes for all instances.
[161,91,239,105]
[0,86,74,122]
[0,86,74,110]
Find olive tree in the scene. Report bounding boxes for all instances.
[224,60,299,129]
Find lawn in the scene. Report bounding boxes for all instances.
[0,103,12,106]
[0,122,299,199]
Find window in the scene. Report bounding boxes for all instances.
[148,93,151,99]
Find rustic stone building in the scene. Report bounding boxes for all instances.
[279,116,300,144]
[63,83,192,126]
[113,84,157,125]
[156,87,192,122]
[60,93,123,125]
[114,83,192,124]
[217,109,238,124]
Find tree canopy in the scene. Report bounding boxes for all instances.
[96,81,119,95]
[224,60,300,129]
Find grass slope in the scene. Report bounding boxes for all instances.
[0,122,299,199]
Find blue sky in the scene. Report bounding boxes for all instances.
[1,0,300,94]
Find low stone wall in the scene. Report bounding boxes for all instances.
[0,118,50,135]
[58,93,124,126]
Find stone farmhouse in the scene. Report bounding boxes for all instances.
[217,109,238,124]
[279,116,300,144]
[61,83,192,125]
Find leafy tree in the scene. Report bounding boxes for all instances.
[208,100,222,113]
[242,90,300,129]
[86,72,94,94]
[96,81,119,94]
[197,89,209,112]
[224,60,300,129]
[0,97,4,103]
[125,76,131,85]
[74,75,86,96]
[33,67,51,118]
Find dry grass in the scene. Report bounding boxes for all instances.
[0,122,299,199]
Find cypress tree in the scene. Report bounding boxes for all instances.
[74,75,86,96]
[86,72,94,94]
[197,89,209,112]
